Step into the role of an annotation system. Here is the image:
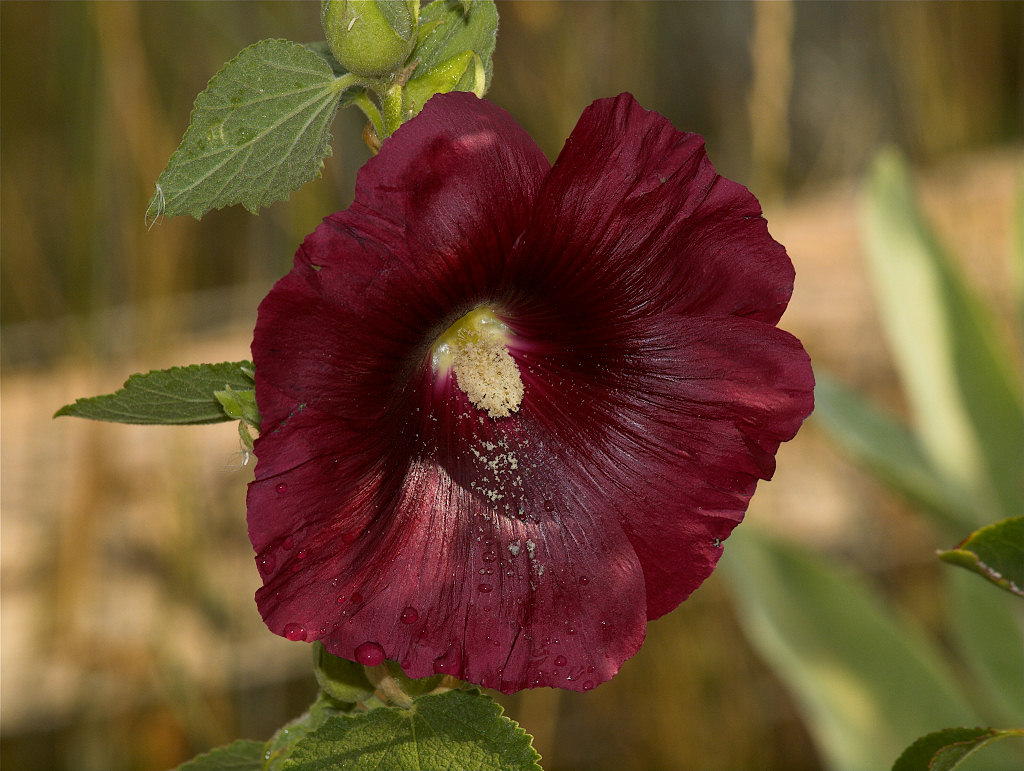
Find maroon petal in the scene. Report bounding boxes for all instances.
[513,93,794,325]
[249,356,648,692]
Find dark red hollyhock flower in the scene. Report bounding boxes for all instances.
[248,92,813,693]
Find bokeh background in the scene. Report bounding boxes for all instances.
[2,2,1021,770]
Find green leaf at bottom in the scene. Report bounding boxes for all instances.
[939,517,1024,597]
[54,361,254,424]
[176,739,265,771]
[893,726,1024,771]
[281,689,541,771]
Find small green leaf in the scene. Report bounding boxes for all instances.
[893,726,1024,771]
[148,39,352,221]
[55,361,254,425]
[939,517,1024,597]
[175,739,265,771]
[215,386,261,428]
[313,642,376,705]
[412,0,497,95]
[281,689,541,771]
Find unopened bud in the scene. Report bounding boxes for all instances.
[321,0,418,78]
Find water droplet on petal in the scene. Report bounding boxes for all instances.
[283,623,306,641]
[567,627,577,635]
[297,549,307,560]
[582,680,594,691]
[275,482,288,494]
[478,583,493,593]
[543,499,555,512]
[579,576,589,586]
[336,595,346,604]
[482,551,497,563]
[587,665,595,673]
[400,606,419,624]
[355,641,385,666]
[432,645,461,675]
[554,655,567,667]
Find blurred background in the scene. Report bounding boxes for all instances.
[1,2,1021,770]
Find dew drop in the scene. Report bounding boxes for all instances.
[554,655,568,667]
[354,641,385,666]
[336,595,346,604]
[296,549,307,560]
[582,680,594,691]
[275,482,288,494]
[482,551,497,563]
[543,499,555,512]
[579,576,589,586]
[478,583,493,593]
[350,591,363,604]
[283,623,306,641]
[432,646,461,675]
[400,606,419,624]
[587,665,595,673]
[567,627,577,635]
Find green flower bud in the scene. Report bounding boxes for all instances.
[321,0,418,79]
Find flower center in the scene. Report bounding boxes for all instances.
[432,308,524,419]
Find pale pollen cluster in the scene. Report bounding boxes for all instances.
[451,330,524,418]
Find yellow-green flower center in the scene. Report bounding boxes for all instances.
[432,308,524,419]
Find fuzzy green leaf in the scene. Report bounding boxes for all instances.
[55,361,254,425]
[148,39,349,221]
[939,517,1024,597]
[893,726,1024,771]
[280,689,541,771]
[175,739,265,771]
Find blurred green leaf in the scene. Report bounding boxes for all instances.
[280,689,541,771]
[939,517,1024,597]
[861,149,1024,525]
[148,39,351,221]
[721,528,982,771]
[813,374,978,534]
[55,361,254,425]
[893,726,1024,771]
[947,570,1024,730]
[175,739,265,771]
